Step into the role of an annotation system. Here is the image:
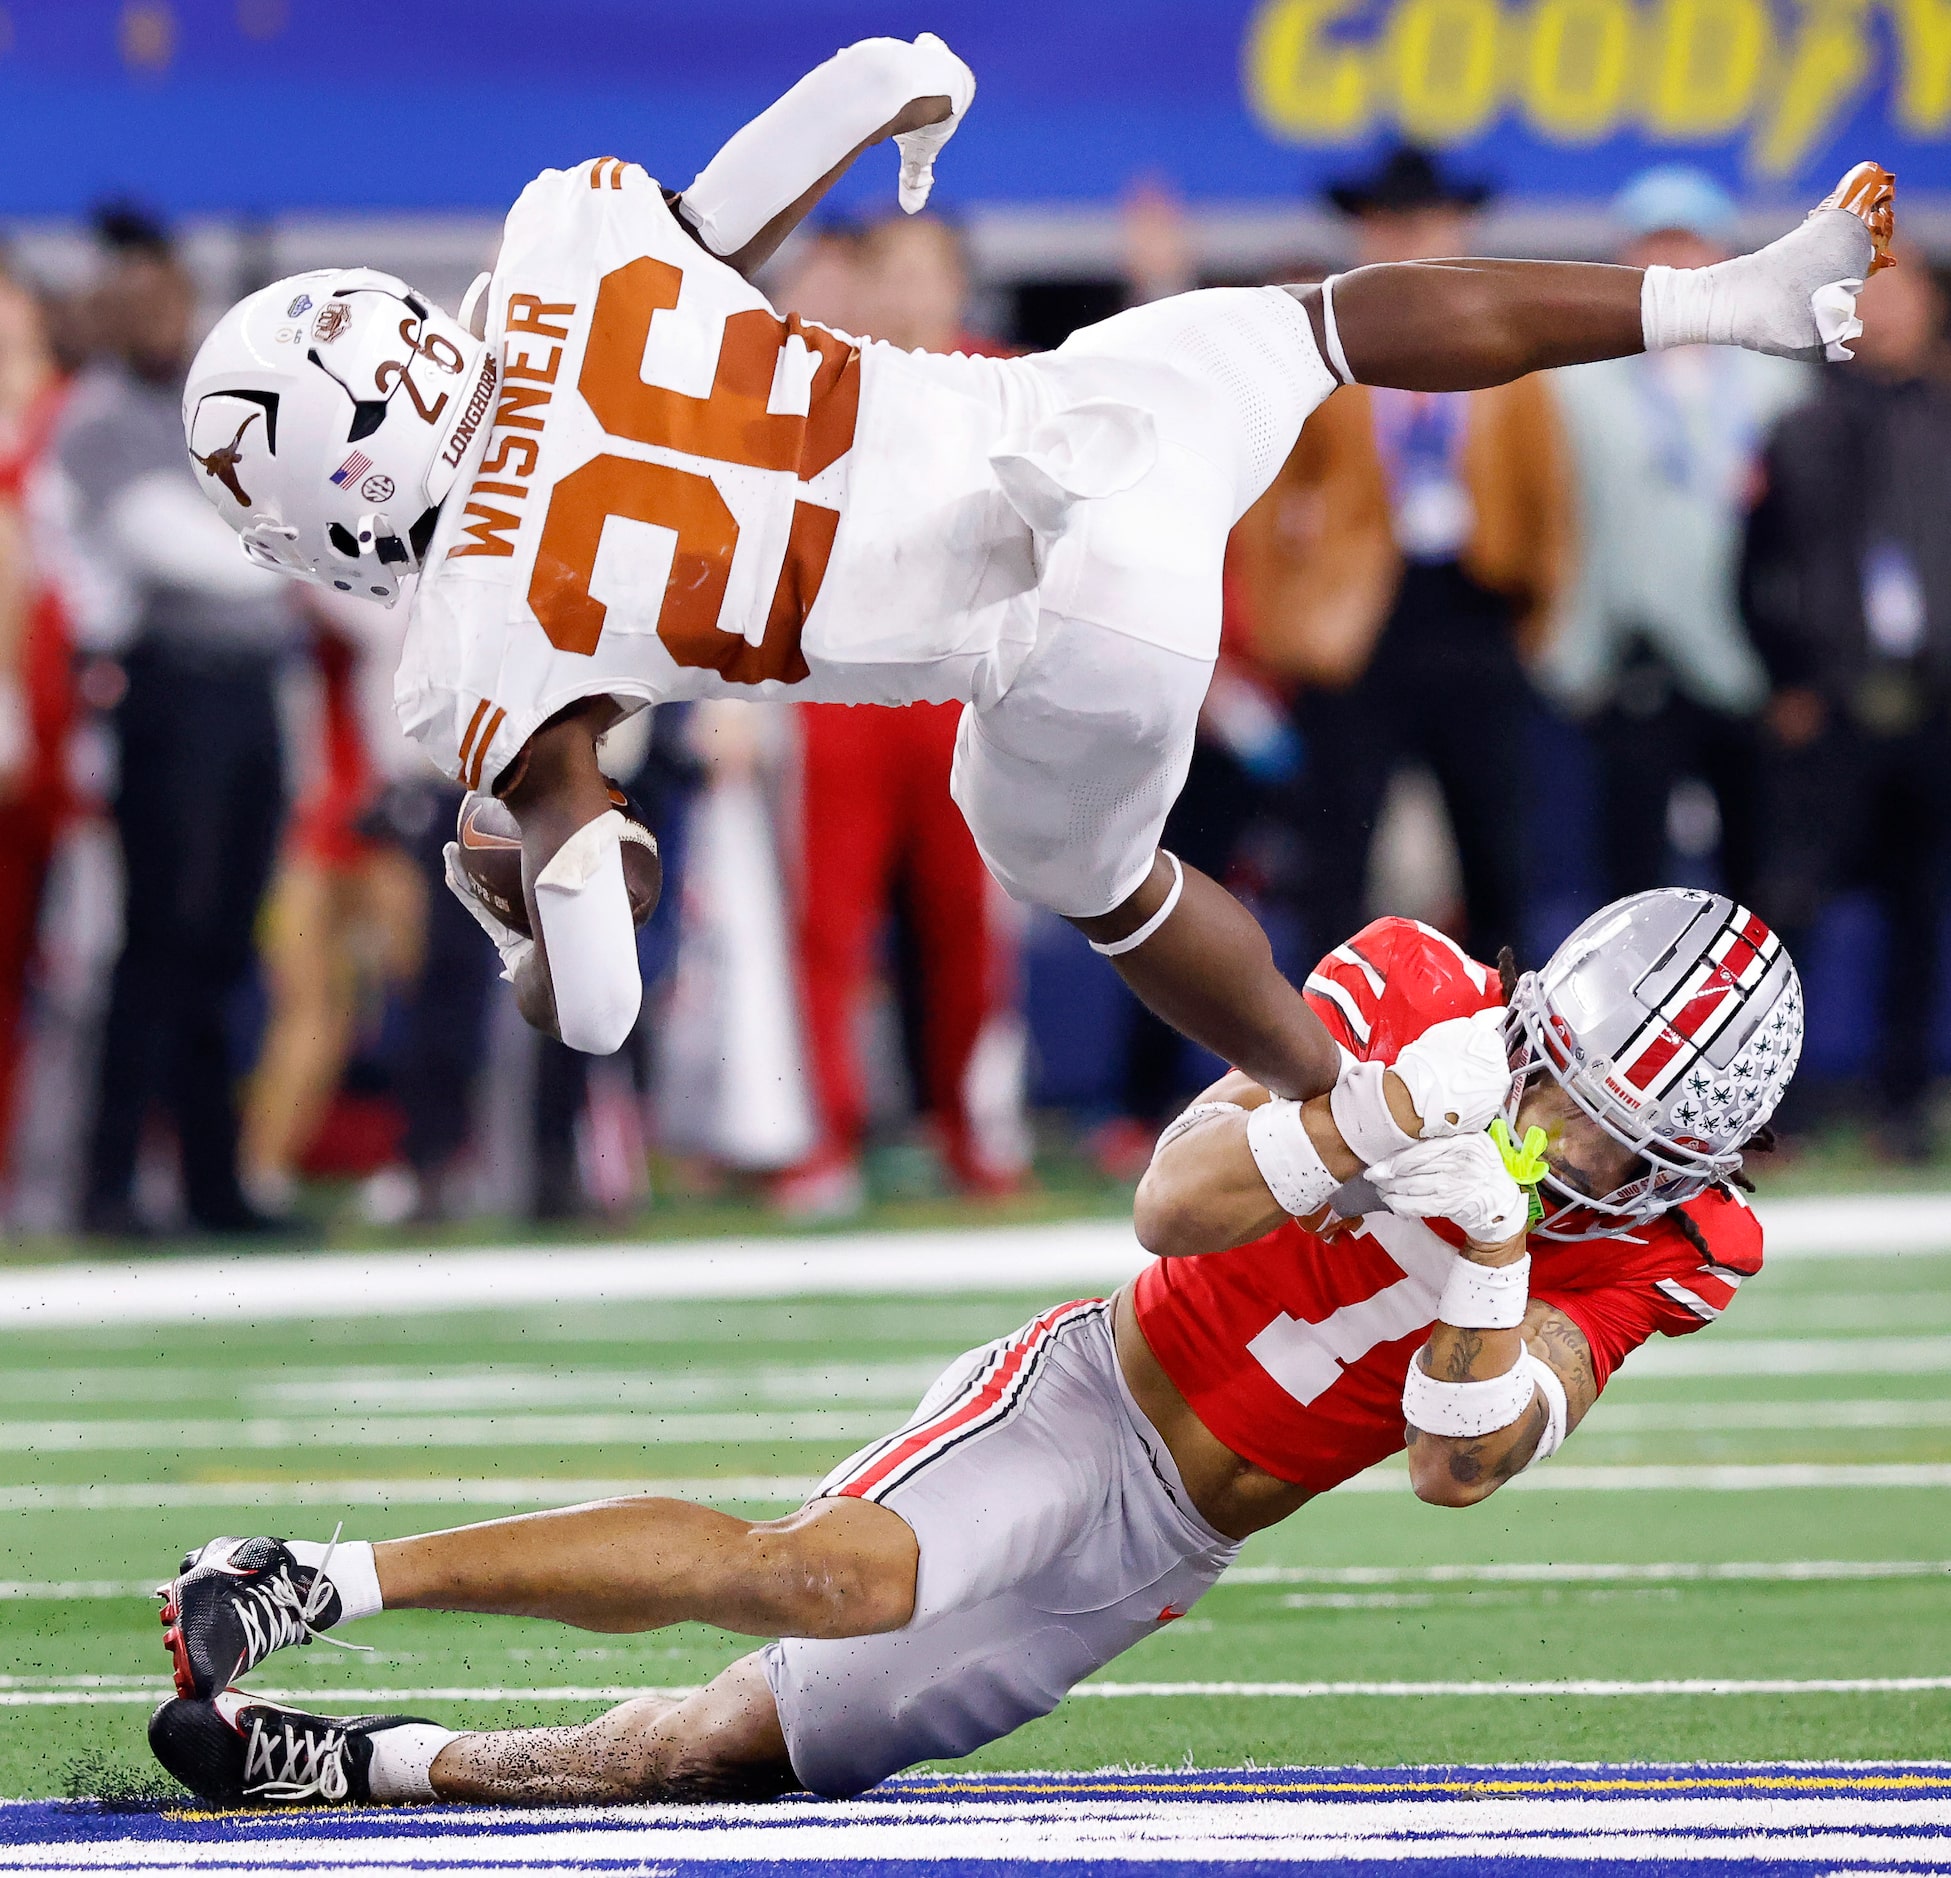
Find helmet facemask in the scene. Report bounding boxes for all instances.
[1497,892,1803,1242]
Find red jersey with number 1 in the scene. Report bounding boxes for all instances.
[1131,917,1764,1492]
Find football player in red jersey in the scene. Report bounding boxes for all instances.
[148,888,1798,1810]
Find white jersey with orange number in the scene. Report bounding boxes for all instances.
[398,158,1038,793]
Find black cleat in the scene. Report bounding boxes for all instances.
[157,1536,346,1700]
[149,1690,433,1807]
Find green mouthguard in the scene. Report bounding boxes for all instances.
[1489,1117,1550,1225]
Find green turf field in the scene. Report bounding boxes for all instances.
[2,1242,1948,1799]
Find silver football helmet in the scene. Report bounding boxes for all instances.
[1505,889,1802,1240]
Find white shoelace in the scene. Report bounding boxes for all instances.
[228,1523,373,1683]
[240,1713,351,1803]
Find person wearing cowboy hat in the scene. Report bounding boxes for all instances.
[1236,144,1571,970]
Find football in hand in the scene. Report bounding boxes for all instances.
[453,789,662,938]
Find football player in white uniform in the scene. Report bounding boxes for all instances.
[180,31,1891,1113]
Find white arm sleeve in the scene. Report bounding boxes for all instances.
[679,35,972,257]
[534,810,643,1056]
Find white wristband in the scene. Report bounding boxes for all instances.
[1401,1353,1535,1439]
[1319,274,1357,385]
[1437,1252,1531,1330]
[1641,263,1718,351]
[1329,1058,1415,1166]
[1246,1099,1340,1219]
[1517,1349,1568,1469]
[1090,852,1184,957]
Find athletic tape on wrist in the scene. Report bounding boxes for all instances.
[1090,852,1184,957]
[1154,1099,1246,1156]
[1401,1352,1535,1439]
[1437,1251,1531,1330]
[1319,275,1357,386]
[1246,1098,1341,1219]
[1517,1349,1568,1469]
[1329,1058,1417,1167]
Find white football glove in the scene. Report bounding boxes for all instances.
[1368,1133,1529,1244]
[1391,1008,1514,1139]
[894,33,976,214]
[443,841,533,986]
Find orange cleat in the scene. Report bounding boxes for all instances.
[1816,161,1897,273]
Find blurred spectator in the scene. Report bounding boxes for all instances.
[40,208,301,1234]
[0,261,73,1190]
[769,220,866,332]
[1274,147,1570,962]
[1744,250,1951,1157]
[239,590,423,1218]
[352,772,497,1225]
[776,213,1026,1216]
[1547,169,1807,902]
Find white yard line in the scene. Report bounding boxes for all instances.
[0,1477,823,1511]
[1226,1559,1951,1586]
[4,1195,1950,1330]
[1616,1336,1951,1377]
[1585,1398,1951,1428]
[7,1395,1947,1451]
[0,1410,892,1451]
[5,1675,1950,1707]
[7,1461,1950,1515]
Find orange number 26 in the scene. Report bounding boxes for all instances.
[529,256,858,683]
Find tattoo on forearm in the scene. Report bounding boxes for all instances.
[1441,1329,1484,1381]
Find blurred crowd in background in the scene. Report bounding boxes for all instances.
[1,146,1949,1242]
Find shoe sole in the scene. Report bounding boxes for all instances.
[158,1594,198,1700]
[1817,161,1896,273]
[158,1544,213,1701]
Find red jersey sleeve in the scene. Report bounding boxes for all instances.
[1302,917,1502,1063]
[1531,1187,1764,1390]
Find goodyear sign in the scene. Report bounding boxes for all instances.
[1243,0,1948,183]
[0,0,1939,216]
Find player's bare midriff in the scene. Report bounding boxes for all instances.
[1111,1286,1315,1540]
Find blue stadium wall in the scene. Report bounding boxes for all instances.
[0,0,1944,218]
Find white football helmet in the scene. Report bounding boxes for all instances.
[1504,889,1802,1240]
[181,269,496,607]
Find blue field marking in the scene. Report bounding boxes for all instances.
[4,1764,1950,1872]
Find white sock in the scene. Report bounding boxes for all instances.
[365,1723,459,1803]
[286,1538,384,1625]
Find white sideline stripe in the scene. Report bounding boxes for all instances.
[7,1676,1951,1707]
[4,1558,1945,1599]
[6,1195,1951,1329]
[1224,1559,1951,1586]
[0,1223,1155,1329]
[10,1461,1951,1514]
[4,1824,1945,1872]
[12,1394,1951,1452]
